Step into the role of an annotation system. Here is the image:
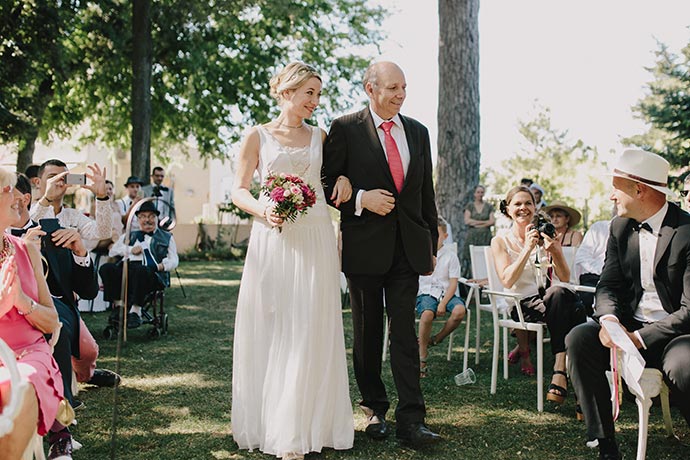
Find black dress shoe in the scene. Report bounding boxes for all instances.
[87,369,121,387]
[396,422,442,448]
[598,437,622,460]
[364,413,390,440]
[127,312,142,329]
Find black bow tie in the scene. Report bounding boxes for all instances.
[135,231,155,242]
[634,222,653,233]
[153,186,168,196]
[10,228,26,237]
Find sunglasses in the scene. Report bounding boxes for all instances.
[680,190,689,197]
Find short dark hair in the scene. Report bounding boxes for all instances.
[105,179,114,186]
[38,159,67,178]
[15,172,32,195]
[152,166,164,175]
[24,164,40,179]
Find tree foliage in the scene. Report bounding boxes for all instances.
[484,105,611,228]
[1,0,385,169]
[625,41,690,182]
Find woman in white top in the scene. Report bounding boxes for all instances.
[491,186,586,405]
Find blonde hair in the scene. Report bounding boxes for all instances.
[269,62,321,102]
[0,167,14,189]
[438,216,449,233]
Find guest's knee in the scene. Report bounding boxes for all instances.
[565,321,599,354]
[419,310,434,325]
[662,335,690,394]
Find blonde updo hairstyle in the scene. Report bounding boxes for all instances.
[0,167,14,189]
[269,62,321,104]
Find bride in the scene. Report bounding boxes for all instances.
[230,62,354,460]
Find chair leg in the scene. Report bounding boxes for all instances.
[536,327,544,413]
[448,330,454,362]
[461,309,470,367]
[382,318,390,362]
[491,322,499,395]
[475,292,481,366]
[503,326,509,380]
[635,394,653,460]
[660,382,674,438]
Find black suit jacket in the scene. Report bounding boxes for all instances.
[322,107,438,275]
[594,202,690,349]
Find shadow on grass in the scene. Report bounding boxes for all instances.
[74,260,688,460]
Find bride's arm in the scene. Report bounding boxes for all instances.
[232,128,267,219]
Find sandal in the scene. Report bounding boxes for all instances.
[518,349,535,376]
[508,346,521,365]
[429,335,441,347]
[546,370,568,404]
[420,358,428,378]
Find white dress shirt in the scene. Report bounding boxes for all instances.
[354,107,411,216]
[634,202,669,323]
[574,219,611,279]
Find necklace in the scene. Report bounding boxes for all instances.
[0,234,15,263]
[278,120,304,129]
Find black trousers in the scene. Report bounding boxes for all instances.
[51,299,79,405]
[346,232,425,428]
[514,285,586,355]
[100,261,163,306]
[578,273,600,317]
[566,321,690,440]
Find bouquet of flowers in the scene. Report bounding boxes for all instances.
[262,172,317,231]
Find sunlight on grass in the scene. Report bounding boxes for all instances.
[210,451,246,459]
[153,416,232,435]
[126,372,221,390]
[180,278,240,287]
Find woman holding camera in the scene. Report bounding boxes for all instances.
[491,186,586,404]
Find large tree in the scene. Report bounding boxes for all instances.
[436,0,480,260]
[625,41,690,182]
[1,0,385,172]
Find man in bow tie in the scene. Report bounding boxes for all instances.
[142,166,176,227]
[99,200,178,328]
[322,61,440,449]
[566,149,690,460]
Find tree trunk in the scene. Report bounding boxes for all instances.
[131,0,152,182]
[437,0,480,273]
[16,127,38,174]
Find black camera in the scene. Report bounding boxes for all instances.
[532,213,556,239]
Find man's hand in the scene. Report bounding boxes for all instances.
[436,304,447,318]
[22,227,46,251]
[361,189,395,216]
[43,171,69,203]
[331,176,353,207]
[51,228,87,257]
[83,163,107,199]
[130,245,143,255]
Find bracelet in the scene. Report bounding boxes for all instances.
[17,299,37,316]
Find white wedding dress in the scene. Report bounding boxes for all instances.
[231,125,354,458]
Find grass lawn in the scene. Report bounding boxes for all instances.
[76,260,689,459]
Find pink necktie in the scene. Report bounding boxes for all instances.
[380,121,404,192]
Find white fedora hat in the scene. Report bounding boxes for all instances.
[610,149,676,198]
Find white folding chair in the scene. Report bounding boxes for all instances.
[482,246,548,412]
[0,338,46,460]
[382,303,471,368]
[610,351,674,460]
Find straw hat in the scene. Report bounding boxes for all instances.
[543,201,581,227]
[610,149,675,198]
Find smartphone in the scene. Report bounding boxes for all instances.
[38,218,61,235]
[65,173,87,185]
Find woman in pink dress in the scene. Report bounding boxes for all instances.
[0,167,69,460]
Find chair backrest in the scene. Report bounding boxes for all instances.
[469,245,489,280]
[483,246,511,314]
[0,338,30,438]
[560,246,578,283]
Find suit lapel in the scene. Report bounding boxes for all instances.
[654,205,678,312]
[359,108,397,191]
[399,114,419,190]
[626,222,641,294]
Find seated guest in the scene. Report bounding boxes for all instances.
[99,201,179,328]
[416,218,466,377]
[29,159,113,247]
[9,174,120,411]
[529,183,547,209]
[567,150,690,460]
[0,167,72,459]
[543,200,583,247]
[491,186,585,404]
[573,218,612,316]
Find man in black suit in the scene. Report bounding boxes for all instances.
[322,61,440,448]
[566,150,690,460]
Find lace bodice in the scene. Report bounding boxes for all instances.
[255,125,329,226]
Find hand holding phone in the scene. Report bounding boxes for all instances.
[38,218,61,235]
